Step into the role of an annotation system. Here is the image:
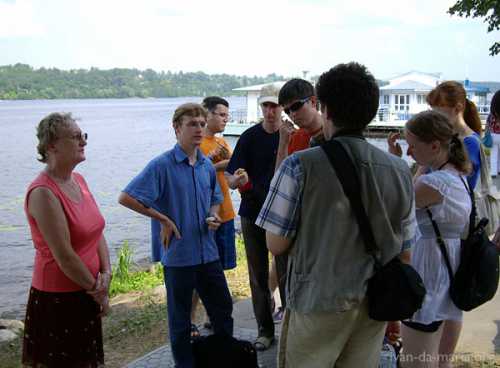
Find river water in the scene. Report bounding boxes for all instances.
[0,97,409,318]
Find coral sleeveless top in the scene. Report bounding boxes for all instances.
[25,172,105,292]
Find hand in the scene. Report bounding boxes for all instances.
[160,216,181,249]
[209,145,230,163]
[206,213,222,231]
[492,226,500,253]
[386,321,401,344]
[279,119,296,145]
[87,271,112,300]
[97,296,111,317]
[234,168,249,187]
[387,132,403,157]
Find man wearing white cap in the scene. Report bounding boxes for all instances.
[225,83,283,351]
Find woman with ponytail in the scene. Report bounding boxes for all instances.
[389,110,472,368]
[426,81,482,189]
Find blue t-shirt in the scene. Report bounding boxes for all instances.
[464,133,481,190]
[226,123,280,222]
[123,144,223,267]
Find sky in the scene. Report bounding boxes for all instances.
[0,0,499,81]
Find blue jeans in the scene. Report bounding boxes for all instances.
[163,261,233,368]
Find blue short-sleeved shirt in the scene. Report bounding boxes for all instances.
[123,144,223,267]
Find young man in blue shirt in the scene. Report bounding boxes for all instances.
[119,103,233,368]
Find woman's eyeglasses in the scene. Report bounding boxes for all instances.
[284,97,311,115]
[64,132,88,141]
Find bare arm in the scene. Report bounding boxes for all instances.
[213,159,229,172]
[275,120,295,172]
[414,181,443,209]
[28,187,96,290]
[118,192,180,247]
[209,204,221,217]
[98,235,111,274]
[266,232,292,256]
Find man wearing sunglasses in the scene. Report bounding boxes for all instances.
[225,84,283,351]
[275,79,324,171]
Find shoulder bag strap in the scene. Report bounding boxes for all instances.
[459,176,477,236]
[321,140,382,269]
[425,209,455,282]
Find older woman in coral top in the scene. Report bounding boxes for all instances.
[22,112,111,368]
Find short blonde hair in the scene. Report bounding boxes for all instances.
[172,103,207,129]
[36,112,75,163]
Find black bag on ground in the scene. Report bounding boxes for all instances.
[427,177,499,311]
[322,139,426,322]
[192,333,258,368]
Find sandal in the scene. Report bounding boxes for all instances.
[203,321,212,330]
[190,323,200,339]
[254,335,274,351]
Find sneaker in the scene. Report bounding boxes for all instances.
[203,321,212,330]
[273,307,284,323]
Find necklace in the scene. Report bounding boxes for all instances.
[437,160,449,171]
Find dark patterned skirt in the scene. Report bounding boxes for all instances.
[22,287,104,368]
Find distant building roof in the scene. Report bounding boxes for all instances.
[380,80,434,91]
[390,70,442,80]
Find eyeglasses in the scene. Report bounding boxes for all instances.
[64,132,88,141]
[284,97,311,116]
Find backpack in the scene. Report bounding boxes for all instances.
[192,333,258,368]
[426,177,499,311]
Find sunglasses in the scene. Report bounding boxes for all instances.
[284,97,311,116]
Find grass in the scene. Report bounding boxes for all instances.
[108,241,164,297]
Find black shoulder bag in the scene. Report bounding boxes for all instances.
[426,176,499,311]
[321,139,426,321]
[193,333,258,368]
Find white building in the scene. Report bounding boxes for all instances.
[378,71,490,122]
[378,71,441,121]
[232,81,287,123]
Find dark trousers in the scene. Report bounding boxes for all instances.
[241,216,287,338]
[164,261,233,368]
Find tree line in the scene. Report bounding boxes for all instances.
[0,64,287,100]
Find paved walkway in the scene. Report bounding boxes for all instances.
[127,298,281,368]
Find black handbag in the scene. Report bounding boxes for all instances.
[192,333,258,368]
[426,176,499,311]
[321,139,426,321]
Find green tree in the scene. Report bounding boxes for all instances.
[448,0,500,56]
